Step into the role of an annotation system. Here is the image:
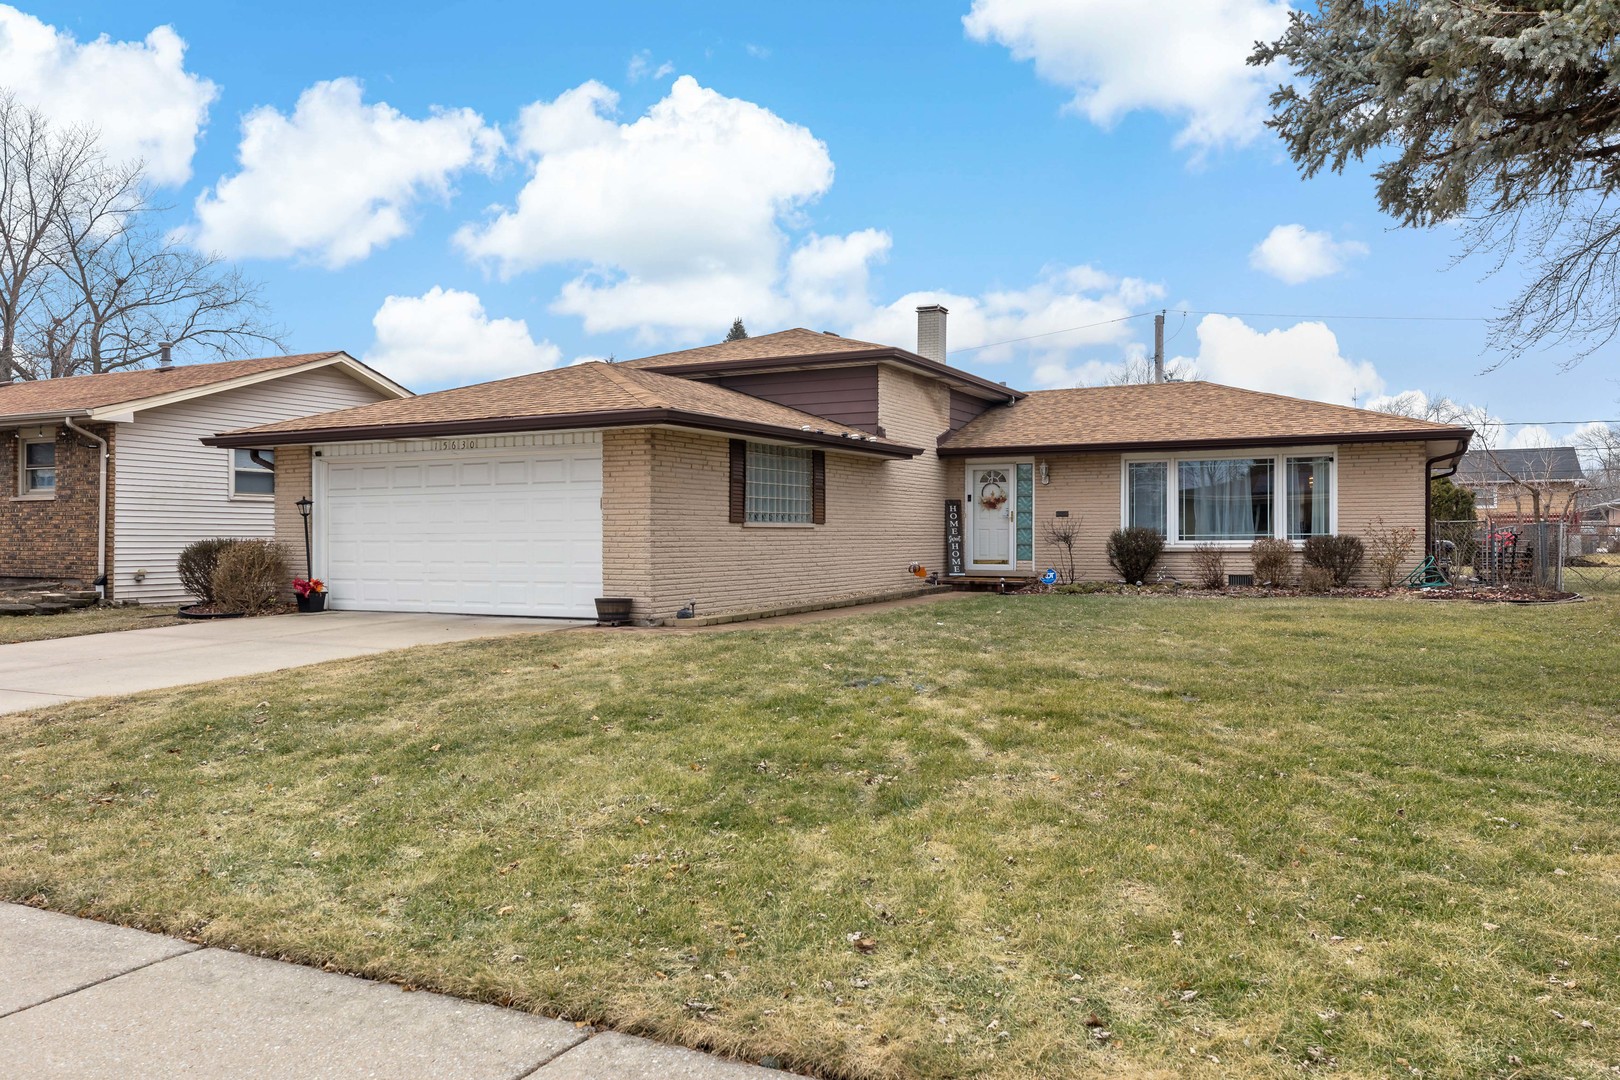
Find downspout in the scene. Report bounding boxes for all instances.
[63,417,108,601]
[1425,436,1471,558]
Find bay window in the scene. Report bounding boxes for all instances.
[1123,449,1336,544]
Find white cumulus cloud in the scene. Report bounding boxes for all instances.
[1173,314,1385,404]
[364,286,562,389]
[186,78,503,267]
[849,265,1162,385]
[1250,224,1369,284]
[0,5,216,184]
[456,75,865,341]
[963,0,1291,152]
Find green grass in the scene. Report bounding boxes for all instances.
[0,605,178,644]
[2,594,1618,1078]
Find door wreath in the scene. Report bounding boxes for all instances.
[979,479,1008,510]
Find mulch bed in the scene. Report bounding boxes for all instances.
[1017,582,1583,603]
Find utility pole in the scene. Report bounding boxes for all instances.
[1153,310,1166,383]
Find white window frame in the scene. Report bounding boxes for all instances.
[17,433,57,499]
[1475,485,1497,509]
[229,447,276,499]
[1119,446,1338,549]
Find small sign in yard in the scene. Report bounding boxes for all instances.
[945,500,965,576]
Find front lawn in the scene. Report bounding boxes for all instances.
[2,595,1617,1078]
[0,605,179,644]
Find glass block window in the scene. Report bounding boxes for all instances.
[745,443,813,523]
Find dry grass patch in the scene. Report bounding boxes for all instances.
[2,595,1619,1078]
[0,605,178,644]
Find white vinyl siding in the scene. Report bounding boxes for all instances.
[112,366,390,604]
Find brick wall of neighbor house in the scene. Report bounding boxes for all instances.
[601,367,952,622]
[272,445,313,580]
[1018,440,1429,585]
[0,423,115,586]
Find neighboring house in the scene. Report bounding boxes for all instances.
[207,311,1472,623]
[0,353,408,603]
[1453,447,1586,522]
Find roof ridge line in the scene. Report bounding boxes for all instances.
[593,361,665,408]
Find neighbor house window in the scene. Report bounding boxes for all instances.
[20,436,55,495]
[745,443,812,523]
[231,448,275,496]
[1123,450,1336,544]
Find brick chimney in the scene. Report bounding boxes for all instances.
[916,304,948,363]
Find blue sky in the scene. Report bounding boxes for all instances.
[9,0,1617,447]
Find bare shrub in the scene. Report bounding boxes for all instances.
[1300,565,1335,594]
[177,537,239,604]
[1191,543,1226,590]
[1107,527,1164,584]
[1042,515,1081,585]
[1249,538,1296,586]
[1364,517,1418,588]
[211,540,290,614]
[1302,534,1366,587]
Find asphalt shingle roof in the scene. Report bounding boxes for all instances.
[212,361,917,454]
[0,354,345,419]
[940,381,1473,452]
[1454,447,1586,484]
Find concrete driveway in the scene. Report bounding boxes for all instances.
[0,611,586,715]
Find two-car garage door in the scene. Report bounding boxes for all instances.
[321,436,602,619]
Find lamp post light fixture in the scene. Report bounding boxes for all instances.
[296,496,313,578]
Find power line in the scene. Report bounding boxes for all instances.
[952,306,1493,356]
[1176,308,1490,323]
[950,312,1154,353]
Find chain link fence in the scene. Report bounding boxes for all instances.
[1431,519,1620,594]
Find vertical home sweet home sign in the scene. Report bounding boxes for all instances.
[945,499,965,576]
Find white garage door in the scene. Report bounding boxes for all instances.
[321,439,602,618]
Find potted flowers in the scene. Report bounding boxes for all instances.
[292,577,328,613]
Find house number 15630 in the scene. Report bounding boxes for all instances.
[431,439,479,451]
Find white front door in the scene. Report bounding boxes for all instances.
[968,463,1016,570]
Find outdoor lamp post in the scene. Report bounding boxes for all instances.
[296,496,313,578]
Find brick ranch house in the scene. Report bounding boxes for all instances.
[0,353,406,603]
[206,309,1473,624]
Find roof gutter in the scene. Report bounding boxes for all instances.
[63,416,109,599]
[203,408,924,458]
[937,427,1477,457]
[0,409,92,426]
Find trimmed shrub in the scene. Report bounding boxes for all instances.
[1250,538,1295,586]
[1106,527,1165,584]
[1300,565,1335,594]
[177,538,239,604]
[1364,517,1418,588]
[212,540,290,615]
[1302,534,1366,587]
[1191,543,1226,590]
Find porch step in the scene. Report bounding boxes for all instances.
[945,575,1035,593]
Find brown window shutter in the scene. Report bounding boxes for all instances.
[811,450,826,524]
[729,439,747,523]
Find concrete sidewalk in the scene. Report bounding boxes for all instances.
[0,904,795,1079]
[0,611,585,715]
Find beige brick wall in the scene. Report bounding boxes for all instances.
[273,445,312,580]
[602,366,954,622]
[1022,441,1429,585]
[0,423,115,588]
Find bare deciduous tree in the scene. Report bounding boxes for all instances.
[0,93,282,381]
[1103,355,1198,386]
